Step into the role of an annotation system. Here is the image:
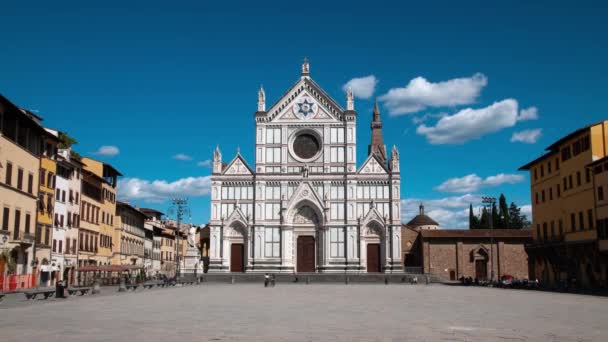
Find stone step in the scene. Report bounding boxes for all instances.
[184,273,442,284]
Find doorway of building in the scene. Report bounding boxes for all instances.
[475,259,487,280]
[297,236,315,272]
[367,244,381,273]
[449,270,456,280]
[230,243,244,273]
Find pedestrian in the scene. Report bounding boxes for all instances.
[264,273,269,287]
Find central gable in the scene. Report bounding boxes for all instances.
[265,79,344,123]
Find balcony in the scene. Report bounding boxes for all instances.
[11,231,34,245]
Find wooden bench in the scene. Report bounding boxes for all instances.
[24,289,55,300]
[67,287,91,296]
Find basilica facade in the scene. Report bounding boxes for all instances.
[208,61,402,273]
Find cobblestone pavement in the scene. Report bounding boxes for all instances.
[1,284,607,341]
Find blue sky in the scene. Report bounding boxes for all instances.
[2,0,607,227]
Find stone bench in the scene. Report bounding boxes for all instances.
[125,284,139,291]
[67,287,91,296]
[143,281,160,289]
[24,288,55,300]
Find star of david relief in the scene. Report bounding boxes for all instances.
[292,95,318,120]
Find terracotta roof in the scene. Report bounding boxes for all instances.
[419,229,532,239]
[406,214,439,227]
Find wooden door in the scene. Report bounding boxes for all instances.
[230,244,244,273]
[297,236,315,273]
[475,260,487,280]
[367,244,381,273]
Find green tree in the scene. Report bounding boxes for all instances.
[498,194,510,229]
[478,207,490,229]
[508,202,530,229]
[58,132,78,149]
[469,204,480,229]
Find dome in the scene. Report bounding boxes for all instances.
[406,203,439,229]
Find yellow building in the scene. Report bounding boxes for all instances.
[0,96,51,287]
[80,158,121,266]
[114,201,147,266]
[588,156,608,285]
[519,120,608,289]
[159,227,175,276]
[36,128,60,286]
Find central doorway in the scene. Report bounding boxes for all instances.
[367,244,381,273]
[475,259,487,280]
[297,236,315,272]
[230,243,244,273]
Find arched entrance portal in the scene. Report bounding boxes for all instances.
[471,247,489,281]
[292,204,321,273]
[363,221,384,273]
[226,222,247,273]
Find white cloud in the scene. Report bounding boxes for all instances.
[416,99,519,144]
[517,106,538,121]
[520,204,532,219]
[173,153,193,161]
[118,176,212,203]
[197,160,212,167]
[402,194,484,228]
[511,128,542,144]
[93,145,120,157]
[379,73,487,115]
[342,75,378,99]
[435,173,525,193]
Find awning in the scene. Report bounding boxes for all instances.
[76,265,143,272]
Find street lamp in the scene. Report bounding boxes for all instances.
[481,196,496,283]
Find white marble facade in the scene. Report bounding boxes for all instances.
[208,61,401,273]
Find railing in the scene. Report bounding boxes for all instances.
[403,267,423,274]
[0,274,37,292]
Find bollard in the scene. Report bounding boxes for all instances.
[345,276,349,285]
[231,276,235,284]
[92,280,101,294]
[384,277,389,285]
[118,278,127,292]
[425,275,429,285]
[306,276,310,284]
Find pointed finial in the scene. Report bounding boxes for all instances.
[257,85,266,112]
[373,99,380,119]
[301,57,310,77]
[237,146,240,154]
[346,86,354,111]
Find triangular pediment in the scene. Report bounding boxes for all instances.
[226,205,249,226]
[358,154,389,174]
[361,205,386,236]
[264,78,344,123]
[223,153,254,175]
[286,181,325,209]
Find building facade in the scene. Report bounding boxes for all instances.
[80,158,120,266]
[140,208,165,276]
[0,96,47,288]
[208,62,402,273]
[402,227,532,281]
[36,127,59,286]
[114,201,147,266]
[520,121,608,289]
[51,145,83,285]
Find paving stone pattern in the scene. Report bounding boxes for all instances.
[1,284,607,341]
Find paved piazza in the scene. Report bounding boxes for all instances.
[1,284,607,341]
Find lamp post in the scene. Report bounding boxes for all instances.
[168,198,190,278]
[482,196,496,283]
